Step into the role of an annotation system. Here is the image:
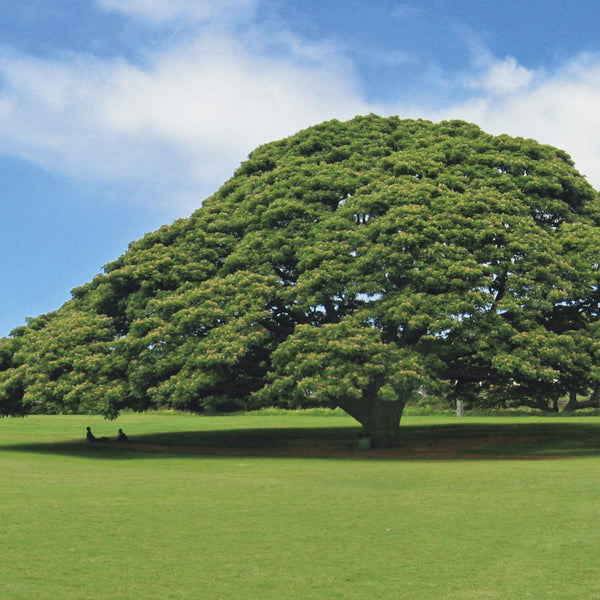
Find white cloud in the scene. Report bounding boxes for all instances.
[435,54,600,187]
[0,4,599,219]
[101,33,368,174]
[472,56,535,95]
[0,27,369,211]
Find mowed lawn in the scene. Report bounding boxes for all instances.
[1,412,600,600]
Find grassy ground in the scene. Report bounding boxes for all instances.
[1,411,600,599]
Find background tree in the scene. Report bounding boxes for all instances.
[1,115,599,447]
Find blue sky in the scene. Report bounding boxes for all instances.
[1,0,600,336]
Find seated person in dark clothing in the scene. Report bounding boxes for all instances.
[117,428,128,442]
[86,426,109,442]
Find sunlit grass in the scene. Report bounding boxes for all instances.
[1,412,600,599]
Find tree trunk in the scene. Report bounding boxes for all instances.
[337,396,405,448]
[563,389,600,412]
[563,390,578,412]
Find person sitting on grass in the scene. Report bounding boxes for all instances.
[117,428,128,442]
[86,427,109,442]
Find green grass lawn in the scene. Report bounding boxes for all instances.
[2,411,600,599]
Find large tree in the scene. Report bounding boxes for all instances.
[1,115,600,447]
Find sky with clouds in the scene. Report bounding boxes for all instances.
[1,0,600,336]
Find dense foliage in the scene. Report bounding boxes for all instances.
[2,115,600,446]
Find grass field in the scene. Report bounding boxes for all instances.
[2,411,600,599]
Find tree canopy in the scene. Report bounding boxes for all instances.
[2,115,600,447]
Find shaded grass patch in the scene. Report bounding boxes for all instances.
[2,413,600,459]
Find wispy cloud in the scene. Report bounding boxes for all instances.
[0,18,368,211]
[470,56,535,95]
[94,0,258,25]
[392,3,426,20]
[435,53,600,185]
[0,0,599,218]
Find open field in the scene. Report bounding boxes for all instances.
[2,411,600,599]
